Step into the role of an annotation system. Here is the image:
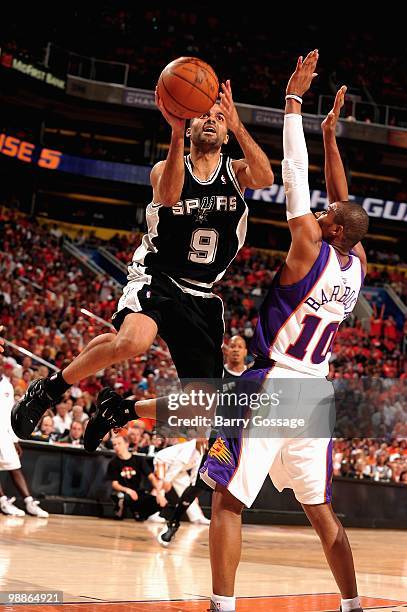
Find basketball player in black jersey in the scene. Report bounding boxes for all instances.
[223,335,248,380]
[155,335,249,547]
[12,80,273,449]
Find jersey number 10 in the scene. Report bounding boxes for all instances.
[286,314,340,365]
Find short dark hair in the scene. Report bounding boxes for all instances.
[334,201,369,248]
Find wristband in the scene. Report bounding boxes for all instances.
[285,94,303,104]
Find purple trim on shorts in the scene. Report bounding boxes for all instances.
[200,367,272,489]
[250,241,331,359]
[200,432,244,489]
[325,438,333,504]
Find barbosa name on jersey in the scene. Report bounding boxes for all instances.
[172,195,238,215]
[305,284,358,314]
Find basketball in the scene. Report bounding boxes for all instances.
[157,56,219,119]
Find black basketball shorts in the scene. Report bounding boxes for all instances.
[112,266,224,380]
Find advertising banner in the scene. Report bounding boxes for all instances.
[1,132,405,221]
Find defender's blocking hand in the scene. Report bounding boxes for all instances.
[321,85,347,132]
[286,49,319,98]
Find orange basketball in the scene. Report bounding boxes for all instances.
[157,57,219,119]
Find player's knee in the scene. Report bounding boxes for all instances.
[303,503,337,536]
[213,487,244,516]
[114,335,146,360]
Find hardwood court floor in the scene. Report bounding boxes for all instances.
[0,515,406,611]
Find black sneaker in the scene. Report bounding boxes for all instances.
[157,521,180,547]
[11,379,60,439]
[84,387,131,453]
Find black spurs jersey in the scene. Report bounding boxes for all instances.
[222,364,247,392]
[133,154,248,288]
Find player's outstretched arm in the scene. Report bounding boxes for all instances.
[220,80,274,190]
[281,50,322,283]
[151,87,186,207]
[321,86,348,203]
[322,86,367,272]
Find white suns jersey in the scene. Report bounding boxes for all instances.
[251,242,364,377]
[154,440,202,484]
[0,375,17,442]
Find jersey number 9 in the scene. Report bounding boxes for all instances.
[188,228,219,264]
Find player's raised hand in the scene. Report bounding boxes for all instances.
[155,86,186,135]
[219,80,241,133]
[321,85,347,132]
[286,49,319,97]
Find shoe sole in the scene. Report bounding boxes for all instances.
[11,399,35,439]
[84,388,128,452]
[83,415,108,452]
[157,532,171,547]
[11,381,52,439]
[157,537,170,547]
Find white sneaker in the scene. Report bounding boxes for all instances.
[191,516,210,525]
[147,512,166,523]
[25,499,49,518]
[0,496,25,517]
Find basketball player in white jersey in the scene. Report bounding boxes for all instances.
[201,51,368,612]
[0,357,48,517]
[155,438,209,546]
[12,81,273,449]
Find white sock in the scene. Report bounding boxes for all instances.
[341,595,361,611]
[211,593,236,611]
[24,496,33,504]
[0,496,7,503]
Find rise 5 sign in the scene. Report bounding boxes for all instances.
[0,134,62,169]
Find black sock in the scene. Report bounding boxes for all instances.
[121,396,171,423]
[120,396,168,422]
[170,485,203,524]
[121,399,140,420]
[44,371,71,399]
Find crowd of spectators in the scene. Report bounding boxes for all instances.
[333,438,407,484]
[0,206,405,484]
[28,392,170,457]
[367,264,407,303]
